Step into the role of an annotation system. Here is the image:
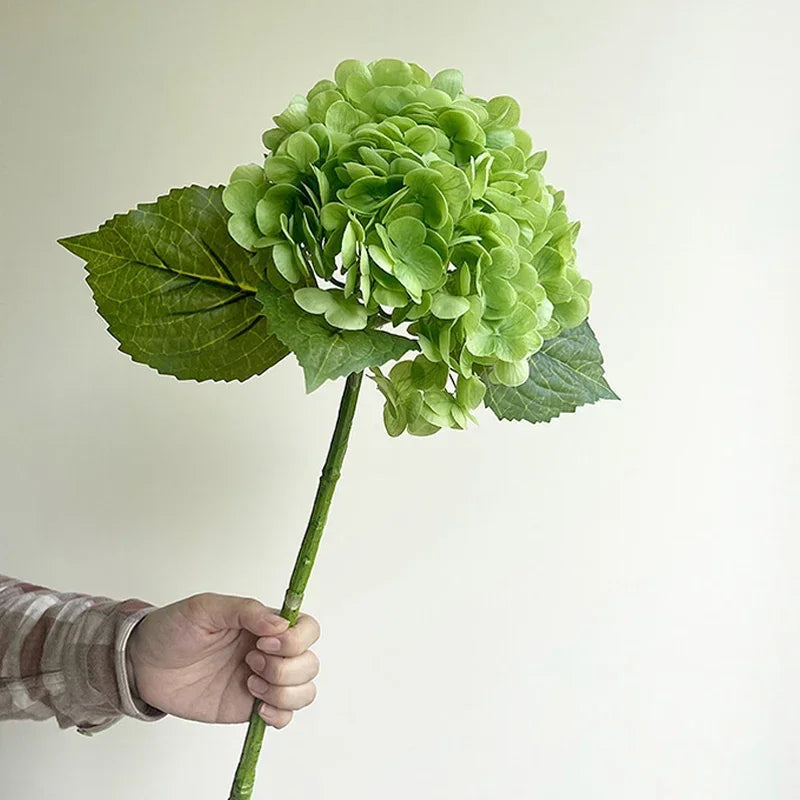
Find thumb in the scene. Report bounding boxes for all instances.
[188,593,290,637]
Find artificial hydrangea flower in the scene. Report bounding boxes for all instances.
[222,58,592,436]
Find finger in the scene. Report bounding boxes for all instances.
[258,703,293,729]
[256,612,320,657]
[247,675,317,711]
[245,649,320,686]
[188,593,289,637]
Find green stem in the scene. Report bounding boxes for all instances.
[227,370,364,800]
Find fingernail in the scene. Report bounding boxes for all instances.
[249,676,268,694]
[262,637,281,652]
[247,652,266,672]
[260,703,277,722]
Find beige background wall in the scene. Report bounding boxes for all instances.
[1,0,797,797]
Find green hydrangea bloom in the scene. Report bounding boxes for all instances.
[222,58,591,436]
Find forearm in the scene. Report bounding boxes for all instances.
[0,574,166,734]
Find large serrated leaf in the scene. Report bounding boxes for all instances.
[482,320,619,423]
[58,185,289,382]
[256,282,418,392]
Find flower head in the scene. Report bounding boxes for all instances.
[223,58,591,436]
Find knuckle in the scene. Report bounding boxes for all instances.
[186,592,211,608]
[267,656,287,684]
[184,592,215,618]
[243,597,263,615]
[283,634,302,657]
[309,650,320,676]
[272,686,290,708]
[248,675,266,698]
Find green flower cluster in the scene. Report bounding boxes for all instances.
[222,58,591,436]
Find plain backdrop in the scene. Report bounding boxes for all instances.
[1,0,797,798]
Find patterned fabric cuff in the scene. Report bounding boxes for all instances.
[74,600,167,736]
[115,607,166,722]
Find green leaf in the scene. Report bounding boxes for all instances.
[256,282,418,392]
[404,125,438,154]
[335,59,372,91]
[307,89,344,123]
[57,185,289,382]
[384,218,445,302]
[222,179,262,214]
[485,96,521,129]
[285,131,320,170]
[456,374,486,409]
[273,242,304,283]
[337,175,398,214]
[320,201,349,231]
[527,150,547,170]
[438,109,480,143]
[255,184,299,236]
[273,94,310,132]
[481,320,619,423]
[326,100,361,133]
[429,161,471,207]
[430,293,470,319]
[370,58,414,86]
[431,68,463,99]
[293,287,368,331]
[264,155,301,184]
[262,128,288,150]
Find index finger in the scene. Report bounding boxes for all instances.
[257,612,320,657]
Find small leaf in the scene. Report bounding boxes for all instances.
[438,109,480,142]
[431,68,463,99]
[387,217,426,251]
[307,89,345,123]
[373,286,409,308]
[418,87,453,108]
[294,287,367,330]
[491,358,530,387]
[430,293,470,319]
[230,164,266,185]
[264,155,300,185]
[338,175,398,214]
[272,242,303,283]
[262,128,288,151]
[485,96,521,129]
[527,150,547,170]
[228,213,262,250]
[429,161,471,206]
[335,59,372,90]
[293,287,334,314]
[404,125,438,154]
[285,131,320,170]
[256,282,418,392]
[320,201,349,231]
[485,129,516,149]
[481,320,619,423]
[370,58,414,86]
[273,94,310,132]
[255,184,299,236]
[326,100,361,133]
[222,180,262,214]
[456,374,486,409]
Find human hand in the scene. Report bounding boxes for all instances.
[126,592,320,729]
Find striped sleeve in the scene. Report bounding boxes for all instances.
[0,575,166,734]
